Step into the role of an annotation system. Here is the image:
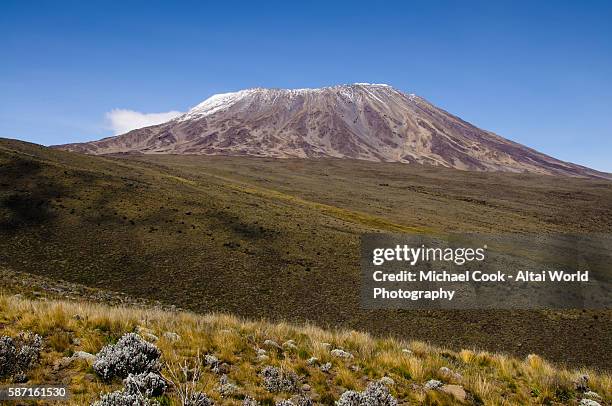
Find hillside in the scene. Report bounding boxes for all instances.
[1,137,612,369]
[0,293,610,405]
[53,84,610,179]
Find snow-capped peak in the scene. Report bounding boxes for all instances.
[55,83,607,179]
[178,84,402,121]
[179,89,255,121]
[353,82,390,87]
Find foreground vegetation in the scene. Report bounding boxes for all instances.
[0,294,609,405]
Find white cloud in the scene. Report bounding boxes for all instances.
[106,109,183,135]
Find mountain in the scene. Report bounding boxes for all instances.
[55,83,608,178]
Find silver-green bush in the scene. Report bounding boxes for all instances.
[336,382,397,406]
[90,389,159,406]
[124,372,167,397]
[0,332,42,379]
[261,366,298,393]
[184,392,214,406]
[93,333,161,380]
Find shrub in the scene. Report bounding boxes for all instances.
[93,333,161,380]
[204,354,219,367]
[0,336,17,378]
[336,382,398,406]
[218,374,239,397]
[91,389,159,406]
[293,396,313,406]
[165,356,214,406]
[579,400,601,406]
[0,332,43,379]
[331,349,354,359]
[124,372,168,397]
[336,390,363,406]
[274,397,313,406]
[184,392,214,406]
[15,332,43,371]
[361,382,397,406]
[261,366,299,393]
[204,354,220,373]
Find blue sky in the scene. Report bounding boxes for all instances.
[1,1,611,171]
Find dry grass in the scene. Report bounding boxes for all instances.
[0,294,610,405]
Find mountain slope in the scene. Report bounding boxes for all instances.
[2,138,612,369]
[55,83,609,178]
